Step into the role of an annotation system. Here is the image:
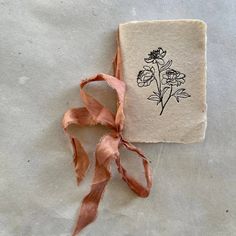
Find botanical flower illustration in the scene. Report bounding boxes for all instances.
[137,48,191,115]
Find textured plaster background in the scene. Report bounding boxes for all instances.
[0,1,236,235]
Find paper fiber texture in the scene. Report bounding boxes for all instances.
[119,20,207,143]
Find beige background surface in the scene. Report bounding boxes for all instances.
[120,20,207,143]
[0,1,236,236]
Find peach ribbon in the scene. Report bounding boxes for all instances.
[62,47,152,235]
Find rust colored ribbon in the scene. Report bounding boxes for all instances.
[62,46,152,235]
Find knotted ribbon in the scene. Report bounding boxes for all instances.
[62,47,152,235]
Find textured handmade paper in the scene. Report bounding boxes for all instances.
[119,20,207,143]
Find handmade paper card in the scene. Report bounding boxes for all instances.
[119,20,207,143]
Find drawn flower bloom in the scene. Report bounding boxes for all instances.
[162,69,185,87]
[137,66,155,87]
[144,47,166,65]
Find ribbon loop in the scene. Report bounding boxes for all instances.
[62,73,152,235]
[116,138,152,198]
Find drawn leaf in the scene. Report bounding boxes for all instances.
[160,60,172,72]
[173,88,191,102]
[147,93,161,105]
[173,88,185,95]
[147,94,160,101]
[161,87,170,97]
[153,91,160,96]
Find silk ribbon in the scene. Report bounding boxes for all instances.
[62,47,152,235]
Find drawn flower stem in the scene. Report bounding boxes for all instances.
[156,62,164,109]
[160,85,173,115]
[154,77,160,93]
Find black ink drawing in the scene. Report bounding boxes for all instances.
[137,48,191,115]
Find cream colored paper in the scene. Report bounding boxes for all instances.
[119,20,207,143]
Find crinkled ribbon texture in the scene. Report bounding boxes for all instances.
[62,71,152,235]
